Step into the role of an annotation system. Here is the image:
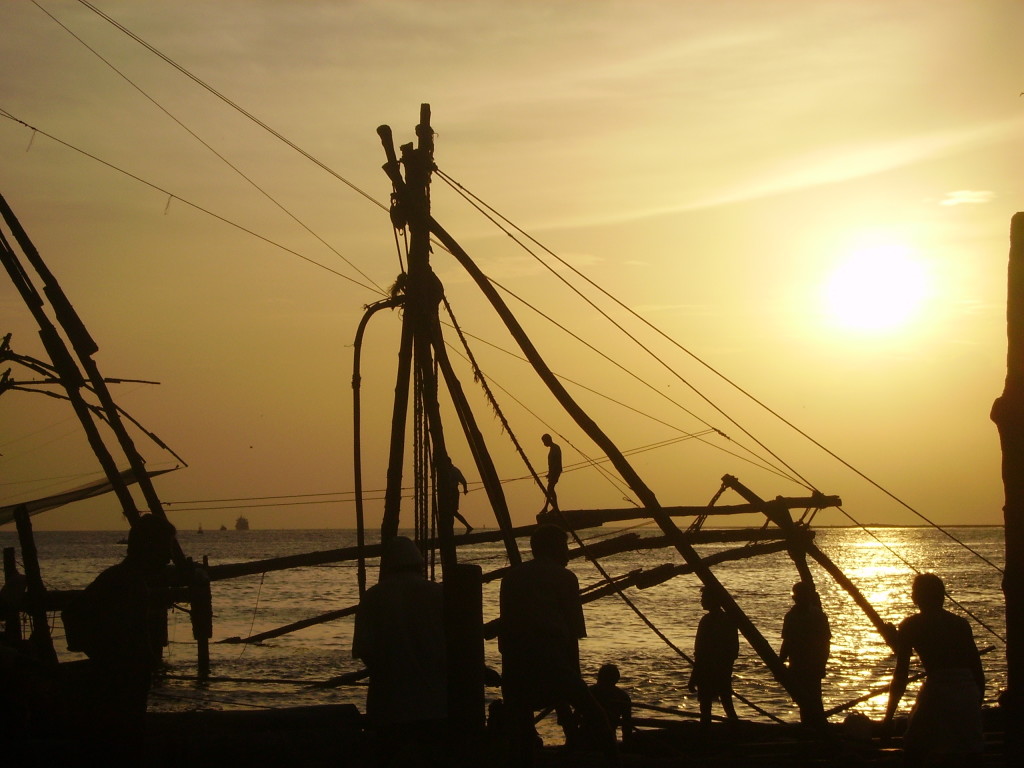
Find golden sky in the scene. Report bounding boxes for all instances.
[2,0,1023,531]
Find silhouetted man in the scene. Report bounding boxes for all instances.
[438,457,472,534]
[64,514,176,757]
[883,573,984,764]
[353,536,447,766]
[539,434,562,515]
[779,580,830,727]
[498,524,616,766]
[689,586,739,726]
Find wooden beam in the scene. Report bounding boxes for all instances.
[579,540,792,601]
[538,493,841,528]
[202,525,794,582]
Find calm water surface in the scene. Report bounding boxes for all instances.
[1,526,1006,733]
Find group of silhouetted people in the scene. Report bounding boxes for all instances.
[348,436,987,766]
[352,530,981,767]
[48,434,985,768]
[686,571,984,764]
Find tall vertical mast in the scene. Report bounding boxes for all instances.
[377,105,466,569]
[378,105,436,546]
[992,211,1024,759]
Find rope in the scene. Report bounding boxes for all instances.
[0,108,382,295]
[440,325,806,485]
[439,340,690,503]
[442,297,545,494]
[11,7,1003,580]
[547,509,786,724]
[823,508,1006,645]
[73,0,388,214]
[437,169,809,489]
[436,168,1005,578]
[32,0,385,296]
[238,571,266,659]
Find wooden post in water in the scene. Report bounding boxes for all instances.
[191,556,213,680]
[992,211,1024,761]
[2,547,22,642]
[374,105,486,741]
[444,563,486,740]
[12,505,57,665]
[428,216,806,713]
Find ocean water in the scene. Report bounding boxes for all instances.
[1,525,1006,735]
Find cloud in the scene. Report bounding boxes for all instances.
[940,190,994,206]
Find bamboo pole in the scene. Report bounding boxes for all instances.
[0,194,175,543]
[352,297,401,596]
[722,475,895,645]
[377,124,415,546]
[429,216,803,705]
[215,538,791,646]
[3,547,22,642]
[541,494,840,528]
[576,540,792,601]
[200,525,791,582]
[0,216,141,525]
[430,321,521,565]
[219,605,358,645]
[12,506,57,665]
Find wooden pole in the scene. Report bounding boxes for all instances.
[376,106,484,741]
[992,211,1024,761]
[428,216,803,705]
[721,475,814,581]
[381,320,415,545]
[12,505,57,665]
[429,322,521,565]
[2,547,23,642]
[0,219,142,525]
[352,297,401,595]
[539,493,840,528]
[722,475,895,645]
[192,556,213,680]
[0,194,178,551]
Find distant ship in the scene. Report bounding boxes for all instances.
[235,515,250,531]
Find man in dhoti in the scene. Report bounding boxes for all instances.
[883,572,985,764]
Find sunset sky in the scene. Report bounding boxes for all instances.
[2,0,1022,532]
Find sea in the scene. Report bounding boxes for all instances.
[0,525,1007,738]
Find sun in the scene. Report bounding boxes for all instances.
[822,240,930,333]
